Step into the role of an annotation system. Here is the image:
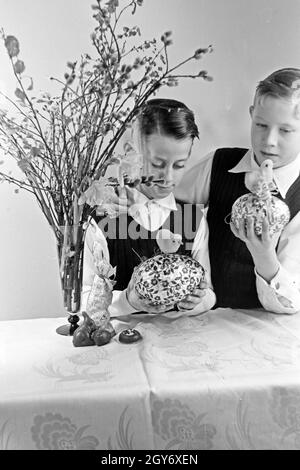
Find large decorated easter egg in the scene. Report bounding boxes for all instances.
[231,193,290,236]
[132,253,205,309]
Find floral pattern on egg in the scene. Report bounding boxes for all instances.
[133,253,205,309]
[231,193,290,236]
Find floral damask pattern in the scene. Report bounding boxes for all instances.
[68,348,109,366]
[107,407,135,450]
[270,388,300,448]
[35,356,113,383]
[225,398,255,450]
[31,413,99,450]
[0,420,13,450]
[152,398,216,450]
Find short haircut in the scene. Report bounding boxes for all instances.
[254,68,300,114]
[136,98,199,140]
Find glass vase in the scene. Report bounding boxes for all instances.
[56,223,84,336]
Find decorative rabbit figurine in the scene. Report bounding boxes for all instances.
[86,273,116,336]
[73,242,116,347]
[87,242,116,335]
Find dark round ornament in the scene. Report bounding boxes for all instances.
[119,328,143,344]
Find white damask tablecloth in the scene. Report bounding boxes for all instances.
[1,307,300,450]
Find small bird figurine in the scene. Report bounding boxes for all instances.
[156,229,183,254]
[231,159,290,236]
[245,159,276,199]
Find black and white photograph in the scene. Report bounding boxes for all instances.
[0,0,300,453]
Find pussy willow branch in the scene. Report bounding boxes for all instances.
[115,44,166,110]
[114,0,137,27]
[35,108,52,125]
[10,57,51,154]
[171,73,207,79]
[107,12,121,60]
[49,77,80,102]
[91,80,161,176]
[90,60,123,167]
[91,37,114,84]
[1,0,213,244]
[1,164,59,231]
[0,128,26,160]
[145,43,166,72]
[0,170,35,194]
[0,105,42,140]
[92,92,111,168]
[113,45,165,115]
[0,90,39,135]
[25,167,59,227]
[164,43,169,71]
[50,90,75,222]
[165,54,199,76]
[43,135,69,209]
[11,77,70,226]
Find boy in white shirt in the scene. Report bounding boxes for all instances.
[175,68,300,314]
[82,99,216,317]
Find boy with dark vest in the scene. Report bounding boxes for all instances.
[82,99,216,317]
[175,68,300,313]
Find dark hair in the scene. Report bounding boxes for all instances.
[255,68,300,103]
[137,98,199,140]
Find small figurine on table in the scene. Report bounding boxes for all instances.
[73,244,116,347]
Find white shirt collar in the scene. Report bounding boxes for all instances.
[272,156,300,198]
[128,187,177,211]
[228,149,300,198]
[128,188,177,231]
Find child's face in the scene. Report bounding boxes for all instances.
[140,133,192,199]
[250,95,300,168]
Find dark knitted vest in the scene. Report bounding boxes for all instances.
[94,200,202,290]
[207,148,300,309]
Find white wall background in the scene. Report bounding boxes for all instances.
[0,0,299,320]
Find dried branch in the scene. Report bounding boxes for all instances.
[0,0,213,245]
